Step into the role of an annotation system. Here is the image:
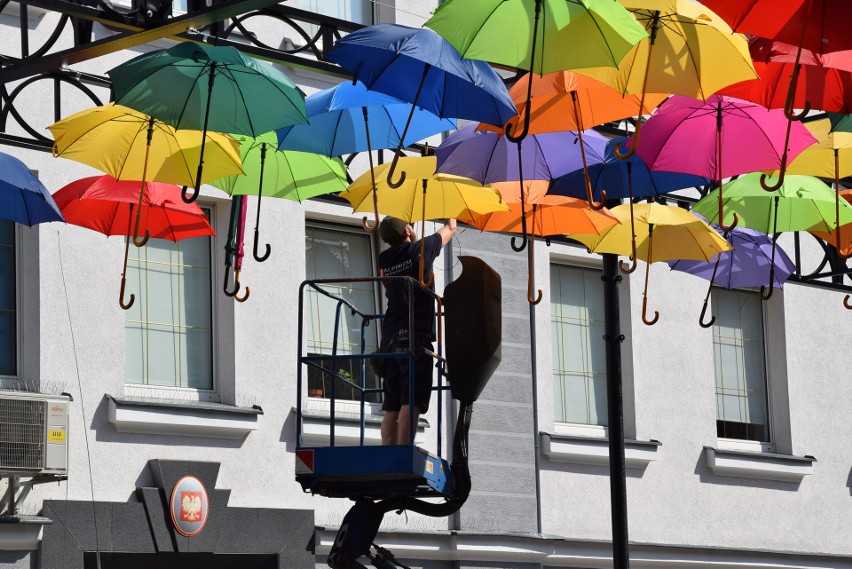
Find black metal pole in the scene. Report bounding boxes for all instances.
[602,252,629,568]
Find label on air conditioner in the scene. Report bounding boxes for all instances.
[48,429,65,443]
[48,403,66,420]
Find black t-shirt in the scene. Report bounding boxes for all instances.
[378,233,443,341]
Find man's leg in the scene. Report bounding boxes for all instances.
[396,405,420,446]
[381,411,399,445]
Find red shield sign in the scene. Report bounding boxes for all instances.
[169,476,209,537]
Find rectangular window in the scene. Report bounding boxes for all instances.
[300,0,373,25]
[550,264,607,426]
[0,220,15,377]
[712,288,769,442]
[305,223,379,401]
[125,211,213,392]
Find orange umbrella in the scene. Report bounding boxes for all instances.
[479,71,667,135]
[470,180,619,304]
[481,72,667,210]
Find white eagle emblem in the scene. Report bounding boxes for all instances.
[180,492,203,522]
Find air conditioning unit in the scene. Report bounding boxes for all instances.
[0,391,70,476]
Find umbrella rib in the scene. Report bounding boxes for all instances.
[223,66,257,136]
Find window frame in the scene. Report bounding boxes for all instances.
[303,219,382,409]
[710,286,774,450]
[0,220,21,382]
[123,205,218,402]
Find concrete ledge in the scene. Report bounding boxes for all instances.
[106,395,262,439]
[704,446,815,483]
[0,516,51,551]
[541,432,660,469]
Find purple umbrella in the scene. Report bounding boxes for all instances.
[436,122,608,184]
[668,222,795,327]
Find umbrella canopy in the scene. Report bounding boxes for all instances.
[477,70,667,135]
[669,224,795,290]
[550,136,710,202]
[48,104,244,186]
[701,0,852,55]
[344,156,508,287]
[692,172,852,235]
[570,202,731,324]
[211,132,347,263]
[668,221,795,327]
[108,42,307,202]
[326,24,517,129]
[52,174,214,310]
[0,151,63,226]
[633,94,817,229]
[276,81,456,157]
[827,112,852,133]
[436,122,608,184]
[811,190,852,254]
[424,0,648,76]
[720,38,852,114]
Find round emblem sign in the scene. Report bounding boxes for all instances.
[169,475,209,537]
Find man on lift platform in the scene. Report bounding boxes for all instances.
[377,216,456,445]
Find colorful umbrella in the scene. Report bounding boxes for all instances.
[692,172,852,299]
[811,190,852,257]
[108,43,307,202]
[470,180,619,303]
[570,203,731,325]
[633,94,817,230]
[668,222,796,327]
[210,132,347,263]
[48,103,243,247]
[343,156,508,286]
[424,0,647,141]
[52,175,214,310]
[0,151,63,226]
[720,38,852,115]
[276,80,455,230]
[576,0,757,158]
[326,24,517,188]
[780,118,852,256]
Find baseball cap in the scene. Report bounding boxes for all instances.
[379,216,408,245]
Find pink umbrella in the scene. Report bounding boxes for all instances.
[631,94,817,230]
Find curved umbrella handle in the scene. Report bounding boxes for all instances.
[586,179,606,210]
[641,295,659,326]
[233,269,250,303]
[528,282,543,305]
[698,297,716,329]
[505,112,530,144]
[511,235,527,252]
[641,225,659,326]
[223,265,240,297]
[760,284,774,300]
[844,295,852,310]
[527,231,542,305]
[119,276,135,311]
[619,194,638,273]
[132,230,150,248]
[783,59,810,121]
[838,245,852,259]
[619,256,637,273]
[759,169,785,192]
[613,125,639,160]
[717,196,739,232]
[785,101,810,122]
[386,151,407,189]
[253,228,271,263]
[182,185,201,203]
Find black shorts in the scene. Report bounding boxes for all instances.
[381,334,434,414]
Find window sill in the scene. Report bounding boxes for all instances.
[297,406,429,447]
[106,395,262,440]
[0,516,52,551]
[541,432,661,469]
[704,446,816,483]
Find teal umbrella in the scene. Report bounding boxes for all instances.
[211,132,347,263]
[108,43,308,203]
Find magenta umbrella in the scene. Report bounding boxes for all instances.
[632,94,817,230]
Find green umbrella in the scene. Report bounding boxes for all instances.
[108,43,308,203]
[425,0,647,140]
[211,132,347,263]
[693,172,852,298]
[827,112,852,134]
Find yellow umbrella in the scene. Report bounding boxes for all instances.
[570,203,731,325]
[781,118,852,257]
[576,0,756,158]
[343,156,508,286]
[49,103,243,246]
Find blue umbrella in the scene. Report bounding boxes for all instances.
[668,221,795,328]
[326,24,517,187]
[550,136,710,274]
[0,152,63,225]
[276,81,456,157]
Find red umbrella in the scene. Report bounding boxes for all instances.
[721,38,852,114]
[53,175,215,310]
